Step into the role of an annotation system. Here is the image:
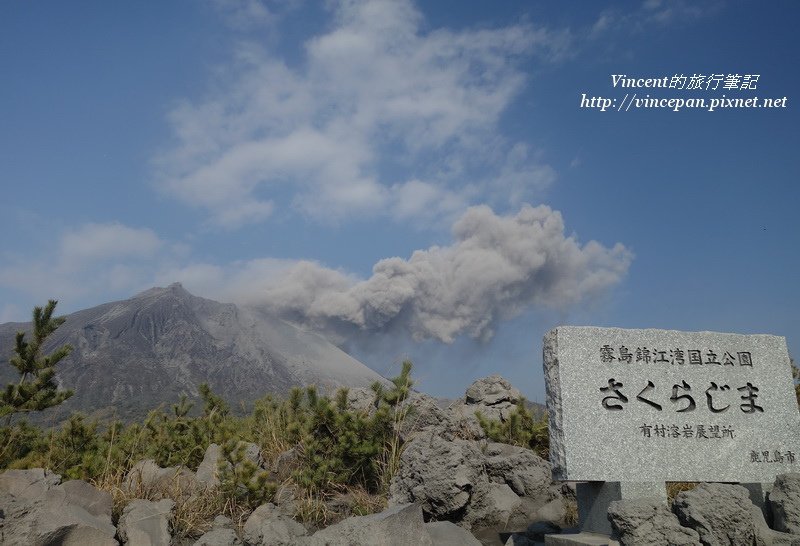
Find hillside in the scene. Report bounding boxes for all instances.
[0,283,387,422]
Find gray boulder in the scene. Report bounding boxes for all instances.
[271,483,299,518]
[197,441,265,491]
[397,392,455,440]
[237,442,263,468]
[446,410,487,440]
[2,493,46,544]
[196,444,226,487]
[194,528,242,546]
[242,503,307,546]
[36,484,117,545]
[21,519,117,546]
[462,375,521,422]
[124,459,198,499]
[53,479,113,519]
[771,473,800,535]
[535,497,567,527]
[608,497,700,545]
[389,428,554,531]
[424,520,482,546]
[272,447,301,483]
[672,483,788,546]
[389,430,486,521]
[445,375,526,441]
[124,459,168,491]
[483,442,551,498]
[346,387,378,414]
[466,482,522,529]
[212,515,235,527]
[0,468,61,499]
[0,472,117,546]
[304,503,433,546]
[194,515,242,546]
[117,498,174,546]
[466,375,522,406]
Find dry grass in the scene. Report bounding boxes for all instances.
[292,483,387,529]
[376,420,406,495]
[563,499,579,527]
[666,481,698,501]
[294,487,335,527]
[347,486,387,516]
[91,465,250,540]
[171,488,226,538]
[250,410,294,466]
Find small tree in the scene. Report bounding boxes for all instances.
[476,399,550,460]
[1,300,74,420]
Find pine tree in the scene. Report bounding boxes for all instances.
[1,300,74,420]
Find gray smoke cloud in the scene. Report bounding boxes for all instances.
[254,204,632,343]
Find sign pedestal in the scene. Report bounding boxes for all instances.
[577,481,666,535]
[545,480,774,544]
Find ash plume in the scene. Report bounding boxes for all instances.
[253,204,632,343]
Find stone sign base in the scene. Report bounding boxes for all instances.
[577,481,666,536]
[556,479,774,543]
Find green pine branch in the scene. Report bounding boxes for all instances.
[1,300,74,419]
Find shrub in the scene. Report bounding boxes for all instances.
[476,399,550,460]
[0,420,43,468]
[217,440,275,508]
[0,361,417,534]
[1,300,74,420]
[290,361,413,497]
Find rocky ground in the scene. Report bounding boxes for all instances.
[2,375,800,545]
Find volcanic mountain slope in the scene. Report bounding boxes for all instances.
[0,283,388,422]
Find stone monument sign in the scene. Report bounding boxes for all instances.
[544,326,800,483]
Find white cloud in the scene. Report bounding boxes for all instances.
[489,143,556,208]
[155,0,570,227]
[207,0,303,30]
[387,179,471,226]
[590,0,721,38]
[59,223,163,269]
[0,222,168,310]
[641,0,708,25]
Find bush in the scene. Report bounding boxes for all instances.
[217,440,275,508]
[1,300,73,420]
[476,399,550,460]
[0,362,417,533]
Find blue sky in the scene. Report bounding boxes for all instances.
[1,0,798,402]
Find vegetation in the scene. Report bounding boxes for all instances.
[0,304,556,538]
[476,398,550,460]
[1,300,74,421]
[0,357,415,537]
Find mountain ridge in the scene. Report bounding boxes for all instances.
[0,283,388,422]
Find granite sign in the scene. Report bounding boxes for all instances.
[544,326,800,483]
